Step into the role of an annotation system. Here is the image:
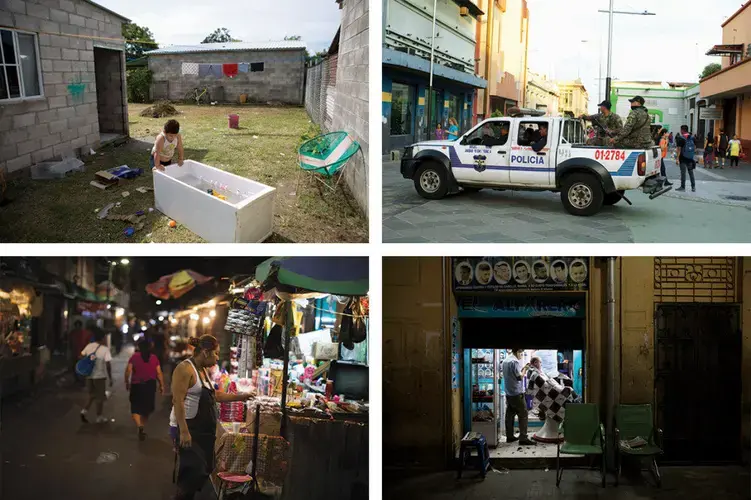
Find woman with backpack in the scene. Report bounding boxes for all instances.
[78,328,113,424]
[125,338,165,441]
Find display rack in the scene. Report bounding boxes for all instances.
[470,348,497,447]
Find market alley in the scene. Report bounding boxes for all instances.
[1,346,179,500]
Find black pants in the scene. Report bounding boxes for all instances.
[660,158,667,178]
[679,159,696,189]
[730,156,740,167]
[505,394,529,439]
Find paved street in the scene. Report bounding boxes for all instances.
[383,159,751,243]
[385,467,750,499]
[1,347,183,500]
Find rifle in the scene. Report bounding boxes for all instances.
[589,116,618,138]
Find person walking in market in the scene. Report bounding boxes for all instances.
[170,335,253,500]
[717,129,730,168]
[79,328,113,424]
[729,134,743,168]
[501,348,536,446]
[609,96,654,149]
[69,320,91,386]
[125,338,165,441]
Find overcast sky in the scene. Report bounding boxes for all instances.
[527,0,746,111]
[97,0,341,52]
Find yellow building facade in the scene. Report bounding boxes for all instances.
[557,80,589,117]
[474,0,530,120]
[383,257,751,469]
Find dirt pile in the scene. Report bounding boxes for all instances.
[139,101,179,118]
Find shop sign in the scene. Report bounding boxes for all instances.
[76,301,107,313]
[699,107,723,121]
[452,257,589,292]
[457,296,585,318]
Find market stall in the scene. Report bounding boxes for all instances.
[0,284,35,397]
[207,257,369,499]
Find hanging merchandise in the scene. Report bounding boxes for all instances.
[223,63,239,78]
[238,63,249,73]
[263,324,284,360]
[272,300,287,327]
[339,297,366,350]
[198,63,211,77]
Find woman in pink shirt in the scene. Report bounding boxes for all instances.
[125,338,165,440]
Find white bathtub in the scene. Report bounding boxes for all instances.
[153,160,275,243]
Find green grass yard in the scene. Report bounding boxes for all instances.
[0,103,367,243]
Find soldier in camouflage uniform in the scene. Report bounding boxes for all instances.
[611,96,654,149]
[580,100,623,146]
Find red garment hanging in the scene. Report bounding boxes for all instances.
[223,63,239,78]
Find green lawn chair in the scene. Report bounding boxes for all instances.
[297,131,361,195]
[556,403,606,488]
[614,404,664,487]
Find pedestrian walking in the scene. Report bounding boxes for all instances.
[717,130,729,168]
[676,125,697,192]
[658,129,673,185]
[729,134,743,168]
[705,134,716,168]
[125,338,165,441]
[69,320,91,385]
[170,335,253,500]
[79,328,113,424]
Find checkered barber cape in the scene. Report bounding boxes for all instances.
[526,370,578,423]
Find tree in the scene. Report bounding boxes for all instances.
[122,22,158,60]
[202,28,240,44]
[700,63,722,80]
[284,35,302,41]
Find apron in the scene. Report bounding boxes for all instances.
[176,360,218,499]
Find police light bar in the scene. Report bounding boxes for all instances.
[507,107,546,118]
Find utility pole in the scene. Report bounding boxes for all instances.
[426,0,438,141]
[599,5,656,104]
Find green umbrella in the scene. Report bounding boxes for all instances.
[255,257,368,296]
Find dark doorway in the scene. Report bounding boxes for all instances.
[723,98,738,137]
[654,304,742,464]
[93,48,127,143]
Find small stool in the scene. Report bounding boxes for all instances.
[217,472,254,500]
[457,431,490,479]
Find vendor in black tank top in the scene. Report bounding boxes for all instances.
[171,335,253,500]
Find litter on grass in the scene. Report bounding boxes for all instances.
[30,158,85,180]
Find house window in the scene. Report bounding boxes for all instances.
[0,28,42,101]
[250,62,264,72]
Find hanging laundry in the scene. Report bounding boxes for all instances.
[208,64,222,78]
[238,63,249,73]
[223,63,239,78]
[198,63,211,77]
[182,62,199,75]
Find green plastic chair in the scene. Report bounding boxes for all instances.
[297,131,361,195]
[556,403,606,488]
[614,404,664,487]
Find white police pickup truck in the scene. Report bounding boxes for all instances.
[400,109,671,216]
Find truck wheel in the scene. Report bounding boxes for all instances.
[604,190,626,206]
[414,162,448,200]
[561,173,604,216]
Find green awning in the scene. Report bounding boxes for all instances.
[255,257,368,296]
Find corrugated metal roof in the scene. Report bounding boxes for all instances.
[145,41,307,56]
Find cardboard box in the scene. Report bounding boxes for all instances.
[246,409,282,436]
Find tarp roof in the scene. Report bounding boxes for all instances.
[255,257,368,296]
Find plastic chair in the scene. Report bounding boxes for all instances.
[297,131,361,195]
[556,403,606,488]
[614,404,664,487]
[457,431,490,479]
[217,472,254,500]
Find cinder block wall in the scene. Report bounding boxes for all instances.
[94,48,125,134]
[148,50,306,105]
[0,0,128,174]
[331,0,369,215]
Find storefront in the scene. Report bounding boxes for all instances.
[382,65,485,159]
[451,257,590,460]
[0,283,36,397]
[189,257,369,499]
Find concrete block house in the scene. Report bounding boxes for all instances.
[0,0,129,175]
[145,41,307,105]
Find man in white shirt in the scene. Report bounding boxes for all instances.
[501,348,536,445]
[80,329,113,423]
